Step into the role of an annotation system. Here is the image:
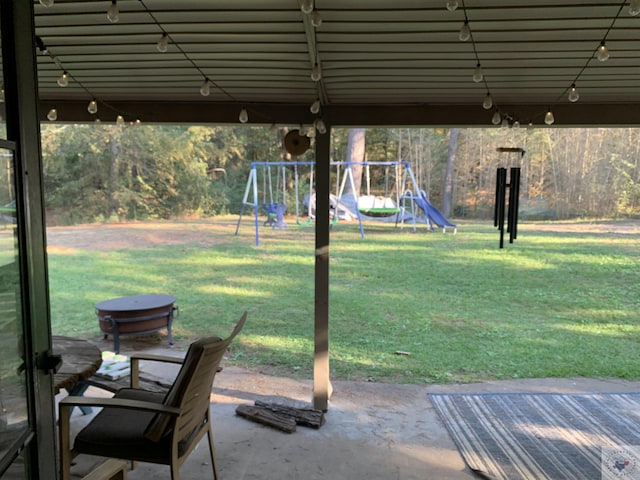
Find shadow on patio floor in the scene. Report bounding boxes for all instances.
[62,342,640,480]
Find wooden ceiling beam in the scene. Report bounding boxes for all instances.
[39,99,640,127]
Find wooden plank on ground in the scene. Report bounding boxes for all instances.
[254,400,325,428]
[235,404,297,433]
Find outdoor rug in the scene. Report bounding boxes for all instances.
[429,392,640,480]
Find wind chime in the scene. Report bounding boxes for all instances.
[494,147,525,248]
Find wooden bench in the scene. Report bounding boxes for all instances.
[82,459,127,480]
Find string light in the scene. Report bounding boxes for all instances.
[596,42,610,61]
[459,20,471,42]
[107,0,119,23]
[568,84,580,102]
[39,0,54,6]
[57,71,69,87]
[200,79,211,96]
[311,63,322,81]
[310,98,321,114]
[47,109,57,121]
[482,93,493,110]
[544,109,555,125]
[116,114,125,124]
[629,0,640,16]
[300,0,313,14]
[156,33,169,52]
[314,118,327,134]
[239,107,249,123]
[472,63,483,83]
[491,110,501,125]
[0,88,4,103]
[446,0,458,11]
[311,10,322,27]
[306,125,316,138]
[87,99,98,114]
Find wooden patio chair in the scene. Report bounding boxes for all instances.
[59,311,247,480]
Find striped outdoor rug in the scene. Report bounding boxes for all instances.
[430,392,640,480]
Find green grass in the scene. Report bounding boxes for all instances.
[47,218,640,384]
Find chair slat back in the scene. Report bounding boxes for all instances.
[144,311,247,442]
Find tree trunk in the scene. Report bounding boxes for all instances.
[343,128,366,197]
[108,128,121,219]
[442,128,459,217]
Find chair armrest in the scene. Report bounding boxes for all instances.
[130,353,185,365]
[59,395,181,416]
[129,353,184,389]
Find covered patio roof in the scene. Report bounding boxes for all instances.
[34,0,640,126]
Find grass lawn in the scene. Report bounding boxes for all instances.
[45,217,640,384]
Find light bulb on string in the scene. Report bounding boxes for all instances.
[311,63,322,81]
[544,109,555,125]
[491,110,501,125]
[311,10,322,27]
[87,99,98,114]
[39,0,54,6]
[107,0,119,23]
[47,109,57,121]
[306,126,316,138]
[568,84,580,103]
[200,79,211,96]
[116,115,125,125]
[300,0,313,14]
[513,120,520,129]
[0,88,4,103]
[459,20,470,42]
[482,93,493,110]
[239,107,249,124]
[314,118,327,134]
[57,71,69,87]
[472,64,483,83]
[157,33,169,52]
[95,118,101,123]
[596,42,610,62]
[501,117,509,129]
[310,98,321,114]
[446,0,458,11]
[629,0,640,16]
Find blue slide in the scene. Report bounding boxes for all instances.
[413,191,456,232]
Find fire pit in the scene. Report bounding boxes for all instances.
[96,294,177,353]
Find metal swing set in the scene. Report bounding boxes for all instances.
[235,161,316,246]
[236,160,449,246]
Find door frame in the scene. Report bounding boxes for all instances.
[1,1,57,478]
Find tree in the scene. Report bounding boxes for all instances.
[342,129,366,197]
[441,128,459,217]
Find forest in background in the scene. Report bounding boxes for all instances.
[35,124,640,226]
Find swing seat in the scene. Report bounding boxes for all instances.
[358,207,400,218]
[263,202,287,229]
[357,195,400,217]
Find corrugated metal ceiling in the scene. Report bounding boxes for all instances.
[32,0,640,125]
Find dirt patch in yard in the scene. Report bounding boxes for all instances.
[45,217,640,254]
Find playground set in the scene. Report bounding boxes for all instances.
[235,160,456,246]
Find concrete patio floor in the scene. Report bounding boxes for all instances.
[61,346,640,480]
